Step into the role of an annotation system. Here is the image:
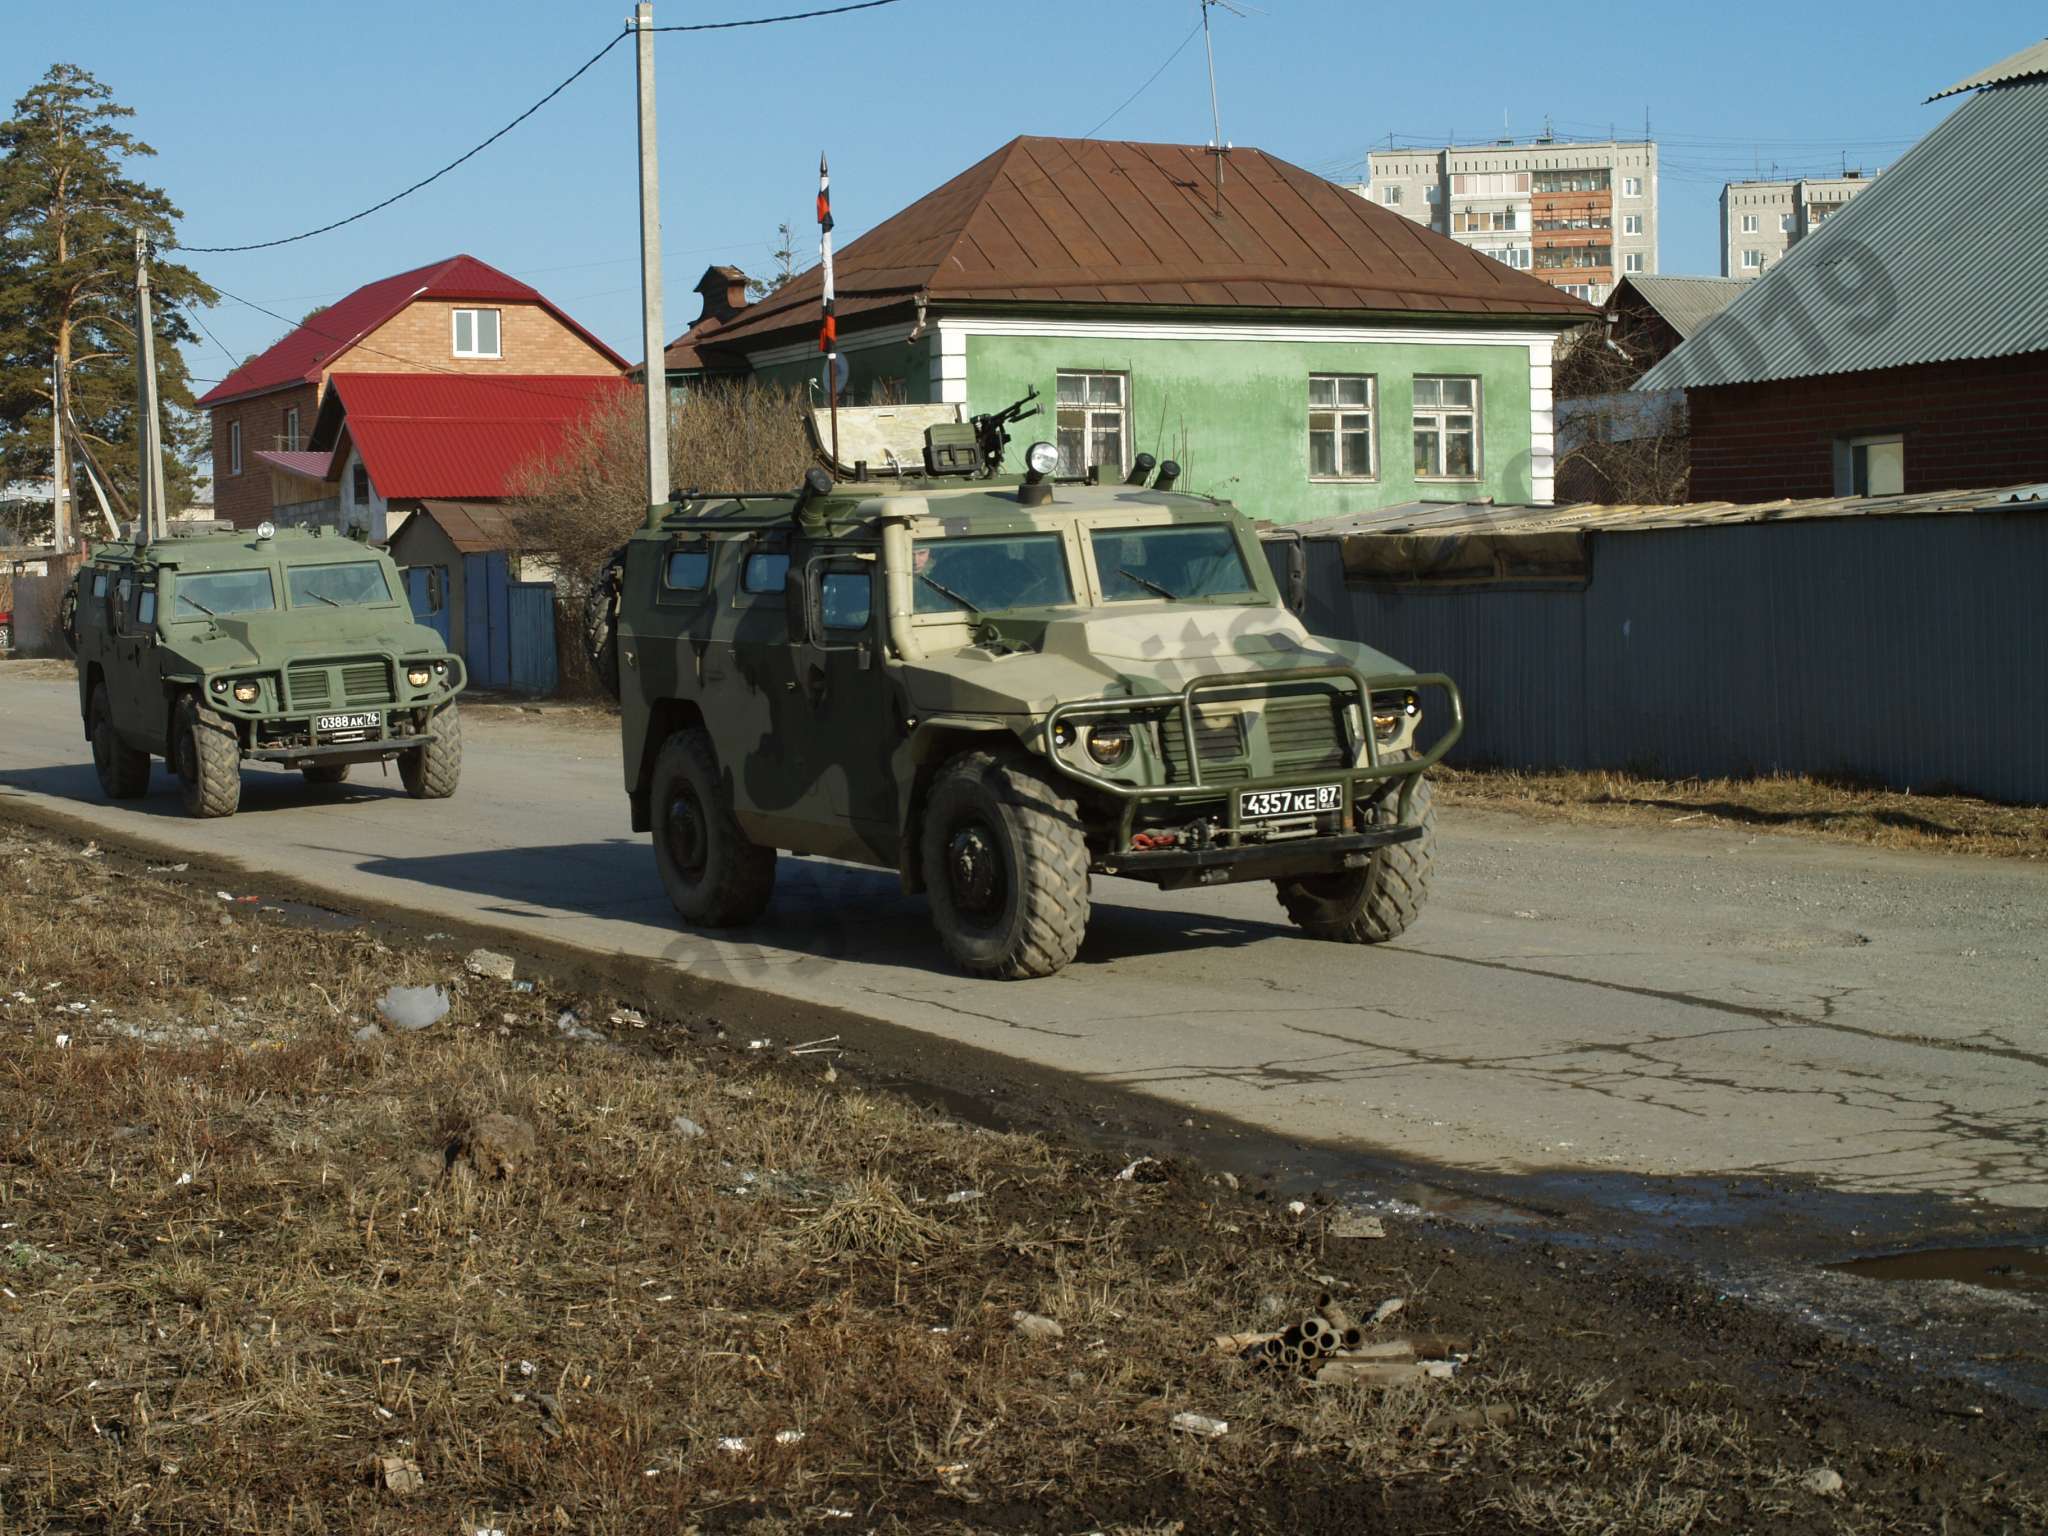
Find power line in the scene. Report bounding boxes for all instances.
[1081,16,1205,140]
[175,1,910,256]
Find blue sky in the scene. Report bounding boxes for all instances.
[4,0,2033,380]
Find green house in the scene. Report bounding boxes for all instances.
[665,137,1592,523]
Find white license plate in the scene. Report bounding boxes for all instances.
[315,712,380,733]
[1238,783,1343,821]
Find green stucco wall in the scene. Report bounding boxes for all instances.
[960,331,1538,524]
[749,333,933,409]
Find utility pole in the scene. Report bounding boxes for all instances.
[50,359,71,553]
[133,230,169,545]
[632,2,669,512]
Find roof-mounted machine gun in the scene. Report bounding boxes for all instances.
[969,387,1040,475]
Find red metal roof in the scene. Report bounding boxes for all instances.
[250,448,335,483]
[315,373,630,501]
[707,136,1595,353]
[196,255,629,408]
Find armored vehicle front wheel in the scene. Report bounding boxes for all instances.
[1277,769,1436,944]
[173,697,242,819]
[89,687,150,801]
[921,752,1090,979]
[302,764,350,786]
[650,728,776,926]
[400,703,462,799]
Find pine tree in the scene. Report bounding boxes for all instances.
[0,64,215,542]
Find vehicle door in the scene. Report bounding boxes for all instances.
[720,534,810,826]
[108,569,167,752]
[792,544,896,832]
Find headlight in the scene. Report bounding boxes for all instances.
[232,680,259,704]
[432,660,447,675]
[1025,440,1060,476]
[1370,690,1420,743]
[210,678,228,694]
[407,666,432,687]
[1086,721,1133,767]
[1051,720,1076,749]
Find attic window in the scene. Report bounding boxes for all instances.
[453,308,501,359]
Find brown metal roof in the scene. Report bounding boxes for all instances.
[411,500,521,553]
[707,136,1594,353]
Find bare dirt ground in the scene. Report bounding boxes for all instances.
[2,824,2043,1533]
[1435,765,2048,861]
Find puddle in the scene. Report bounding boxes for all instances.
[1827,1244,2048,1295]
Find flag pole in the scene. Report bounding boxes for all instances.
[819,152,839,468]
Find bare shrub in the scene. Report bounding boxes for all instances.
[1552,324,1691,506]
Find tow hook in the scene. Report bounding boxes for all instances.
[1130,830,1180,851]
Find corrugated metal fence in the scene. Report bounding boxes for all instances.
[1271,507,2048,804]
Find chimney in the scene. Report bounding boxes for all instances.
[694,266,751,325]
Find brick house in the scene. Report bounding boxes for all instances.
[662,136,1591,521]
[196,254,627,531]
[1638,40,2048,502]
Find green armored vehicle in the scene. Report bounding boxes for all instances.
[67,521,465,817]
[600,429,1462,979]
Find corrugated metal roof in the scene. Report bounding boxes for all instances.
[320,374,629,501]
[250,449,333,482]
[1929,36,2048,99]
[1640,73,2048,392]
[196,255,629,407]
[1609,275,1748,340]
[413,501,521,553]
[707,136,1594,353]
[1277,482,2048,539]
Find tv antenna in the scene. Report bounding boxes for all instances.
[1200,0,1256,213]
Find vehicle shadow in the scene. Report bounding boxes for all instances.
[0,760,410,817]
[347,840,1295,973]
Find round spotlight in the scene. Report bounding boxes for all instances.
[1025,440,1059,477]
[1086,721,1133,767]
[256,520,276,541]
[406,666,432,688]
[232,680,259,704]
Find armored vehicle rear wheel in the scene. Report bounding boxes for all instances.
[1277,769,1435,944]
[921,751,1089,979]
[400,703,462,799]
[302,764,350,786]
[650,727,776,926]
[173,697,242,819]
[89,687,150,800]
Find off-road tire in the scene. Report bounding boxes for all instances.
[921,751,1090,979]
[173,696,242,819]
[89,687,150,800]
[302,763,350,786]
[1277,768,1435,944]
[649,727,776,926]
[400,703,462,799]
[582,548,626,701]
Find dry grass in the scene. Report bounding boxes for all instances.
[0,824,2032,1532]
[1435,764,2048,860]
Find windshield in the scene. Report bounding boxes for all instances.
[287,560,394,608]
[912,534,1072,614]
[172,568,276,620]
[1091,524,1256,602]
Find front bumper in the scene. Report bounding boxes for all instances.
[1096,823,1424,890]
[245,732,441,768]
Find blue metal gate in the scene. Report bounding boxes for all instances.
[460,551,556,693]
[404,566,452,644]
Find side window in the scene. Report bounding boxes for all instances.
[136,587,157,628]
[819,569,873,633]
[742,551,790,595]
[661,546,710,594]
[91,570,109,600]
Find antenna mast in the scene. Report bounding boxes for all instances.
[1199,0,1251,213]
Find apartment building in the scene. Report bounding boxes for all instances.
[1720,172,1877,277]
[1353,138,1658,305]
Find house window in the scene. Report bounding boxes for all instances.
[282,407,300,451]
[1308,374,1374,479]
[1742,249,1764,270]
[1413,376,1479,478]
[1055,370,1128,477]
[452,307,502,358]
[1781,213,1796,233]
[1622,175,1643,197]
[1383,184,1403,204]
[1741,213,1760,234]
[1624,252,1645,273]
[1621,214,1643,236]
[227,420,242,476]
[352,463,371,502]
[1837,434,1904,497]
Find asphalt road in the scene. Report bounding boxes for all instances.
[4,667,2044,1216]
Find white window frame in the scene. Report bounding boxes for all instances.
[1622,175,1642,198]
[1624,252,1645,273]
[1781,213,1797,233]
[1412,375,1481,481]
[1054,370,1129,478]
[1836,433,1904,497]
[1742,249,1764,270]
[1383,184,1402,204]
[282,406,300,451]
[227,419,242,476]
[1621,213,1643,236]
[1307,373,1376,482]
[452,307,502,359]
[1740,213,1760,234]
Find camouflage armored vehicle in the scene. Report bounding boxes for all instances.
[599,430,1462,979]
[67,521,465,817]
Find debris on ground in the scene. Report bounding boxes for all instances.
[376,1455,423,1495]
[1115,1155,1165,1182]
[555,1009,606,1043]
[1328,1209,1387,1239]
[1013,1311,1065,1341]
[465,948,517,982]
[454,1114,537,1179]
[376,984,449,1031]
[1802,1467,1846,1497]
[671,1115,705,1139]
